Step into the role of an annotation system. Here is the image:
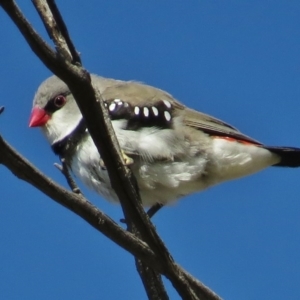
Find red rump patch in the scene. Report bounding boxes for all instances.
[212,136,259,146]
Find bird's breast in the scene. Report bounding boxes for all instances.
[69,133,210,206]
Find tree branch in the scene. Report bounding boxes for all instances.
[0,134,159,266]
[0,1,222,299]
[32,0,80,64]
[32,0,170,297]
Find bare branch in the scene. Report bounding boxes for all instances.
[4,0,155,243]
[0,1,222,299]
[136,259,169,300]
[54,158,81,194]
[1,1,172,297]
[0,129,222,299]
[147,203,164,219]
[32,0,81,64]
[32,1,171,297]
[0,134,159,266]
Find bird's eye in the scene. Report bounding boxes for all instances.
[53,95,66,107]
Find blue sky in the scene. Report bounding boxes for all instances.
[1,1,300,299]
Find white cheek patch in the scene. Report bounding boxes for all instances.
[42,108,82,145]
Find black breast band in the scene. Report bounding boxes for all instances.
[51,118,87,157]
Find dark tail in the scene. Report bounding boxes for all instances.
[265,146,300,167]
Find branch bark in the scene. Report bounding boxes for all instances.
[0,135,158,266]
[0,1,222,299]
[31,1,170,298]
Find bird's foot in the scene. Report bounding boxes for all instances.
[99,159,106,170]
[121,150,134,166]
[99,151,133,170]
[146,203,164,218]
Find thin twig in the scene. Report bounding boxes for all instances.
[32,2,170,297]
[0,134,160,267]
[32,0,72,61]
[147,203,164,219]
[0,131,221,300]
[46,0,81,64]
[136,258,169,300]
[0,1,222,299]
[54,158,81,194]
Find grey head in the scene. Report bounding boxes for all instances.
[30,75,119,146]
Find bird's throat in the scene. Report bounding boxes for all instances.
[51,118,87,158]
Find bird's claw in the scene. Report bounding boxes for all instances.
[122,150,134,166]
[99,159,107,170]
[99,151,133,170]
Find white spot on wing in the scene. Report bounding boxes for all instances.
[134,106,140,115]
[143,107,149,117]
[109,103,116,111]
[152,106,159,116]
[114,99,121,102]
[164,111,171,121]
[163,100,172,109]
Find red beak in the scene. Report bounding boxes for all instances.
[29,107,50,127]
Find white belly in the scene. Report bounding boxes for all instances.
[71,135,210,206]
[70,135,280,206]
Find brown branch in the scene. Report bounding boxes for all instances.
[25,0,165,251]
[32,0,81,64]
[1,0,173,297]
[0,1,222,299]
[0,132,221,300]
[54,150,167,298]
[54,158,81,194]
[178,267,222,300]
[136,259,169,300]
[0,134,159,267]
[46,0,81,64]
[33,0,169,297]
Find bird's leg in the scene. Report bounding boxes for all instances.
[121,150,134,166]
[54,157,82,194]
[99,158,106,170]
[146,203,164,218]
[120,203,164,224]
[100,150,133,170]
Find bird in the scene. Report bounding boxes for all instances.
[29,75,300,209]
